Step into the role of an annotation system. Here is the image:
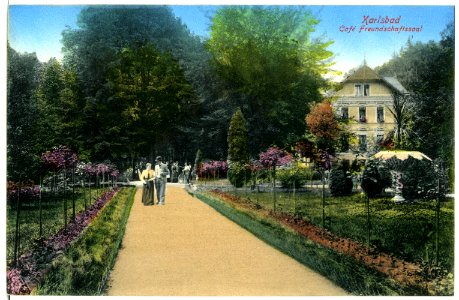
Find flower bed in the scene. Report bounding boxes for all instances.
[207,189,453,295]
[7,188,120,295]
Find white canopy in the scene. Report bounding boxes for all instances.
[373,150,432,161]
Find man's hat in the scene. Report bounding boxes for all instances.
[156,156,162,161]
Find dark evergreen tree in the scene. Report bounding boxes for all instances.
[227,108,249,163]
[227,108,249,187]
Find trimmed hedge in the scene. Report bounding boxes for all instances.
[35,187,136,295]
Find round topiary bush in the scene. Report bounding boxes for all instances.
[329,168,353,196]
[361,159,391,197]
[400,157,437,200]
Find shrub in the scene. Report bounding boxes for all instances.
[361,159,391,197]
[277,163,317,188]
[228,161,250,188]
[259,146,292,168]
[198,160,228,179]
[329,168,353,196]
[400,157,437,200]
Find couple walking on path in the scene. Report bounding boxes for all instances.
[138,156,170,205]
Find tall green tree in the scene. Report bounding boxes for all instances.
[207,6,334,155]
[61,6,213,163]
[101,42,196,161]
[35,59,85,158]
[377,22,454,170]
[62,6,192,96]
[227,108,249,187]
[7,45,41,181]
[227,108,249,163]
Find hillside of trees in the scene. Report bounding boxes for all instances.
[7,6,454,185]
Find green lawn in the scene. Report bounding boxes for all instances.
[231,189,454,271]
[7,186,111,263]
[35,186,136,295]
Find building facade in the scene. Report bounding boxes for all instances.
[333,64,408,156]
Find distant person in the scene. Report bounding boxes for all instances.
[154,156,170,205]
[138,163,155,205]
[171,161,179,183]
[183,162,191,184]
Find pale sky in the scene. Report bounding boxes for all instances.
[5,1,456,80]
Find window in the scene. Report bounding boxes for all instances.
[376,134,384,144]
[341,107,349,120]
[355,84,370,97]
[364,84,370,96]
[377,107,384,123]
[359,135,367,152]
[359,107,366,123]
[355,84,362,97]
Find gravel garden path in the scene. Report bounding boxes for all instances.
[106,184,347,296]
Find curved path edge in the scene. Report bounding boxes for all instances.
[107,186,348,296]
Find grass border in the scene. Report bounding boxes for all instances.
[99,186,136,293]
[34,186,136,295]
[192,190,426,296]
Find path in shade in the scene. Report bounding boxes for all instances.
[106,185,347,296]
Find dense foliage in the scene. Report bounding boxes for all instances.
[376,23,454,183]
[7,45,41,181]
[259,146,292,168]
[329,161,353,196]
[399,158,438,200]
[227,109,250,187]
[306,100,342,152]
[207,6,333,155]
[198,160,228,179]
[59,6,206,163]
[361,159,392,198]
[276,163,317,188]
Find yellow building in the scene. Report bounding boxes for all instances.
[333,63,408,156]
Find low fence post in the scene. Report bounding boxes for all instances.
[72,167,76,220]
[39,176,43,237]
[322,171,326,229]
[13,182,21,266]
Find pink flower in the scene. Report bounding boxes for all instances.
[259,147,292,167]
[41,146,78,171]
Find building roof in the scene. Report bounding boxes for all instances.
[342,64,409,94]
[344,64,381,82]
[382,77,409,94]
